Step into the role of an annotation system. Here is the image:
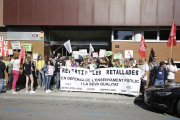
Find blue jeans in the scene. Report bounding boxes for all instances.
[56,72,60,90]
[50,74,55,86]
[45,76,52,90]
[154,79,164,85]
[38,70,45,86]
[0,79,4,92]
[8,75,13,89]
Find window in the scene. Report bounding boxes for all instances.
[114,30,132,40]
[160,30,170,40]
[176,30,180,41]
[144,31,157,40]
[115,45,119,48]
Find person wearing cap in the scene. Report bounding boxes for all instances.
[149,56,160,86]
[150,61,168,85]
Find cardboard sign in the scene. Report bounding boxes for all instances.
[33,53,39,61]
[92,52,98,58]
[66,60,71,67]
[21,43,32,52]
[8,49,13,55]
[99,49,106,57]
[79,49,87,55]
[73,51,80,59]
[11,41,21,50]
[45,66,54,76]
[114,53,122,59]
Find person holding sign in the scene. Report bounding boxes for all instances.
[44,60,55,93]
[112,60,121,68]
[98,58,108,68]
[71,58,77,67]
[9,54,21,94]
[24,57,36,94]
[55,55,66,92]
[128,61,133,68]
[87,59,97,71]
[36,54,45,88]
[140,58,149,95]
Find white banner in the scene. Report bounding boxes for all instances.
[60,67,141,96]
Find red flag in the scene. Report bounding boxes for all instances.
[139,34,147,58]
[167,20,177,47]
[19,44,25,65]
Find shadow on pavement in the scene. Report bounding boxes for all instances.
[133,95,178,118]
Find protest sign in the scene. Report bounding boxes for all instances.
[79,49,87,55]
[120,58,124,62]
[83,55,87,59]
[11,41,21,50]
[73,51,80,59]
[8,49,13,55]
[33,53,39,61]
[60,67,141,96]
[92,52,98,58]
[3,41,9,56]
[0,37,4,53]
[99,49,106,57]
[21,43,32,52]
[66,60,71,67]
[105,51,112,56]
[84,59,88,66]
[72,53,74,57]
[114,53,122,59]
[45,66,54,76]
[125,50,133,58]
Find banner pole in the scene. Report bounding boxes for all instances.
[169,37,173,68]
[55,45,63,52]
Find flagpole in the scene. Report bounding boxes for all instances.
[55,45,63,52]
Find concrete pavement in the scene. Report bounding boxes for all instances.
[0,86,142,103]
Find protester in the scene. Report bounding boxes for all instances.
[9,54,21,94]
[50,56,57,89]
[140,58,149,95]
[52,51,61,61]
[137,59,142,68]
[55,55,66,92]
[98,58,108,68]
[93,57,99,68]
[36,54,45,88]
[150,61,168,85]
[44,60,55,93]
[24,57,36,94]
[6,64,13,90]
[128,61,133,68]
[71,57,77,67]
[167,58,178,85]
[112,60,121,68]
[123,60,129,68]
[149,56,159,70]
[87,59,97,71]
[0,56,5,93]
[79,60,85,68]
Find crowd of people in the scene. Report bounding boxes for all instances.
[0,51,178,95]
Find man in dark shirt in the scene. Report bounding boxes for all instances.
[0,56,5,93]
[150,61,168,85]
[98,58,108,68]
[55,55,66,92]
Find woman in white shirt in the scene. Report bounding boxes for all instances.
[167,58,178,85]
[9,54,21,94]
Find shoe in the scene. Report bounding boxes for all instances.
[30,91,36,94]
[12,92,18,94]
[48,90,52,93]
[43,85,45,88]
[46,90,49,93]
[38,86,41,88]
[25,91,29,93]
[55,89,58,92]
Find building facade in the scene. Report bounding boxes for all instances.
[0,0,180,83]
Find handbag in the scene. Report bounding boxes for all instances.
[8,60,15,74]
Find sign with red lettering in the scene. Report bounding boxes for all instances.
[0,37,4,53]
[3,41,9,56]
[0,37,9,56]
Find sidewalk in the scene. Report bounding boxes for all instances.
[0,86,142,103]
